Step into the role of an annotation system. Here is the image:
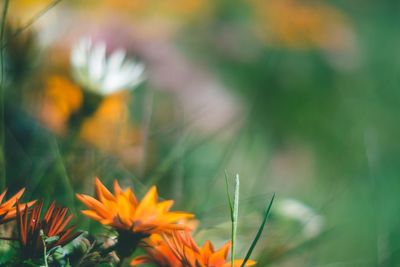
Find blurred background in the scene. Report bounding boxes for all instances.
[2,0,400,266]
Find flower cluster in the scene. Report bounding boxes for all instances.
[0,178,258,266]
[76,178,257,266]
[0,35,259,266]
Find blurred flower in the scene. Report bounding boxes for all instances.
[79,92,142,166]
[131,230,256,267]
[70,37,145,96]
[78,0,208,22]
[16,200,81,259]
[276,198,324,239]
[250,0,355,54]
[0,188,35,224]
[39,76,142,166]
[38,75,83,134]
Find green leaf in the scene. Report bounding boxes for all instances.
[241,193,275,267]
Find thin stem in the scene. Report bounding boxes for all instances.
[40,230,49,267]
[231,174,239,267]
[0,0,10,191]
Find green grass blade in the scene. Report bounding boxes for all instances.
[241,193,275,267]
[0,0,9,191]
[231,174,240,267]
[224,170,234,216]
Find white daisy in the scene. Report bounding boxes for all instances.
[70,37,144,96]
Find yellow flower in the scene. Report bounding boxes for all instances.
[76,178,194,236]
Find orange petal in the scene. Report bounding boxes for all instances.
[95,177,115,202]
[1,188,25,209]
[124,188,138,206]
[76,193,111,219]
[0,189,7,204]
[202,240,215,261]
[208,241,231,266]
[134,186,158,219]
[81,210,106,222]
[130,255,151,266]
[113,180,123,195]
[156,200,174,213]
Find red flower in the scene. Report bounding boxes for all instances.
[17,200,81,259]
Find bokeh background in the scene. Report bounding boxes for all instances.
[2,0,400,266]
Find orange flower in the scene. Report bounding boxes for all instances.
[0,188,35,224]
[79,93,143,166]
[39,75,83,134]
[16,200,80,259]
[250,0,354,53]
[76,178,193,236]
[131,234,182,266]
[131,231,256,267]
[77,178,194,260]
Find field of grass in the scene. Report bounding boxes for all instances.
[0,0,399,266]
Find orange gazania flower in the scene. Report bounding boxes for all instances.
[131,234,182,266]
[76,178,194,236]
[17,200,81,259]
[131,231,256,267]
[0,188,35,224]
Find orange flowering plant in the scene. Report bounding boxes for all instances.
[16,200,81,260]
[131,231,257,267]
[0,189,89,266]
[0,1,307,266]
[0,188,35,224]
[0,177,267,266]
[76,177,194,260]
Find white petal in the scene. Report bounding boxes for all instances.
[88,42,106,84]
[71,38,90,68]
[107,49,126,73]
[70,36,146,95]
